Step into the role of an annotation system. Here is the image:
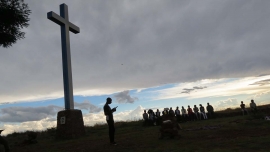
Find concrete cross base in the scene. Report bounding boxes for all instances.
[56,109,85,139]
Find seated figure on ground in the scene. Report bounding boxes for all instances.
[240,101,248,115]
[143,110,149,126]
[250,99,257,115]
[199,104,207,120]
[206,103,214,118]
[193,105,200,120]
[159,111,181,139]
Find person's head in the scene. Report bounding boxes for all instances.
[194,105,196,107]
[207,103,209,105]
[106,97,112,104]
[188,105,190,108]
[144,110,146,113]
[170,107,172,110]
[199,104,202,106]
[176,106,179,109]
[157,109,159,112]
[241,101,243,103]
[251,99,254,103]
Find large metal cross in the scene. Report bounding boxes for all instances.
[47,3,80,110]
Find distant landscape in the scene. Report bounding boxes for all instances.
[1,104,270,152]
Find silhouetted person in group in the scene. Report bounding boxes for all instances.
[162,108,169,115]
[181,106,188,121]
[143,110,149,126]
[148,109,155,125]
[175,107,181,122]
[103,97,117,145]
[206,103,214,118]
[162,108,170,121]
[193,105,200,120]
[0,130,9,152]
[240,101,248,115]
[250,99,257,115]
[187,105,194,121]
[156,109,161,125]
[199,104,207,120]
[156,109,161,117]
[169,107,175,116]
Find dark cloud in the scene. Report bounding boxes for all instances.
[74,100,102,113]
[0,102,17,105]
[257,74,269,77]
[181,86,207,94]
[1,1,270,103]
[181,88,194,94]
[193,86,207,89]
[249,79,270,86]
[0,105,62,122]
[114,90,138,103]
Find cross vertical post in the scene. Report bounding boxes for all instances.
[47,3,80,110]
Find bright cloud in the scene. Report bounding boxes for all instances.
[1,118,57,136]
[0,105,144,136]
[215,98,239,110]
[152,75,270,100]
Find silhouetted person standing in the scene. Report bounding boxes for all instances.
[169,107,175,116]
[206,103,214,118]
[250,99,257,115]
[199,104,207,120]
[187,105,194,121]
[175,107,181,122]
[240,101,248,115]
[104,97,117,145]
[181,106,188,121]
[156,109,161,125]
[193,105,200,120]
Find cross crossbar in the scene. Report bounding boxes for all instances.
[47,11,80,34]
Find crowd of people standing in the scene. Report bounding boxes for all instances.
[143,103,215,126]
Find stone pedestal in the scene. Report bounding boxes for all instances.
[56,109,85,139]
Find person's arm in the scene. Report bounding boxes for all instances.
[104,105,115,115]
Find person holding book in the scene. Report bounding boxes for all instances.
[103,97,118,145]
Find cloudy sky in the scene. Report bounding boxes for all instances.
[1,0,270,135]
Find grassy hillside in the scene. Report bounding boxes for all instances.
[1,104,270,152]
